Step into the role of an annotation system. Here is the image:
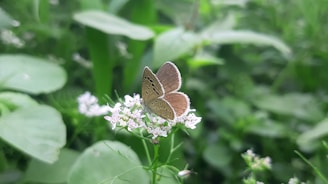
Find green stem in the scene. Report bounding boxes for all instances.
[67,118,91,146]
[165,133,175,164]
[295,150,328,184]
[152,144,160,184]
[140,130,151,165]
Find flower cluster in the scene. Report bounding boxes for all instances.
[242,149,272,171]
[104,94,201,139]
[77,92,110,117]
[288,177,306,184]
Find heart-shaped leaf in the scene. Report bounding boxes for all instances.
[24,149,80,183]
[0,105,66,163]
[74,10,154,40]
[68,140,149,184]
[0,54,66,94]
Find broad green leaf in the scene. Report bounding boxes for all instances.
[153,28,199,68]
[203,143,232,174]
[73,10,154,40]
[24,149,80,183]
[0,92,38,109]
[0,105,66,163]
[157,165,180,184]
[253,92,324,122]
[297,118,328,151]
[0,7,15,29]
[202,30,291,57]
[0,54,66,95]
[68,140,149,184]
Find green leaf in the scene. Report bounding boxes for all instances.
[0,105,66,163]
[85,27,114,99]
[0,7,15,29]
[202,30,291,57]
[0,54,67,94]
[0,92,38,109]
[157,165,180,184]
[253,92,324,122]
[154,28,199,68]
[68,140,149,184]
[73,10,154,40]
[24,149,80,183]
[297,118,328,151]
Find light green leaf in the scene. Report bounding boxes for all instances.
[0,92,38,109]
[73,10,154,40]
[68,140,149,184]
[157,165,180,184]
[154,28,199,68]
[297,118,328,151]
[202,30,291,57]
[0,54,66,95]
[24,149,80,183]
[0,105,66,163]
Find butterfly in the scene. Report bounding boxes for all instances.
[142,61,190,120]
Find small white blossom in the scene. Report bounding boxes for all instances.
[288,177,305,184]
[77,92,110,117]
[0,29,25,48]
[178,170,192,177]
[242,149,272,171]
[104,94,202,140]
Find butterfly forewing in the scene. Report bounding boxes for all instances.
[147,98,175,120]
[164,92,190,117]
[142,67,164,103]
[156,62,181,93]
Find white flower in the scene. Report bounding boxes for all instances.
[77,92,110,117]
[242,149,271,171]
[178,170,192,177]
[104,94,201,140]
[0,29,24,48]
[288,177,305,184]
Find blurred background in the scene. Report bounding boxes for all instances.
[1,0,328,183]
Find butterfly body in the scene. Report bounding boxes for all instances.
[142,62,190,120]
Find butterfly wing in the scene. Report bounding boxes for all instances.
[146,98,175,120]
[156,62,181,93]
[142,67,164,104]
[164,92,190,117]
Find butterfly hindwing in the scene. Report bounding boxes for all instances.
[147,98,175,120]
[163,92,189,117]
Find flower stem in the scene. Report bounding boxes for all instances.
[165,133,175,164]
[140,130,151,165]
[152,144,160,184]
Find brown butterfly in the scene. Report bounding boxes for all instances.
[142,62,190,120]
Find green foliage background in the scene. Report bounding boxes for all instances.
[0,0,328,183]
